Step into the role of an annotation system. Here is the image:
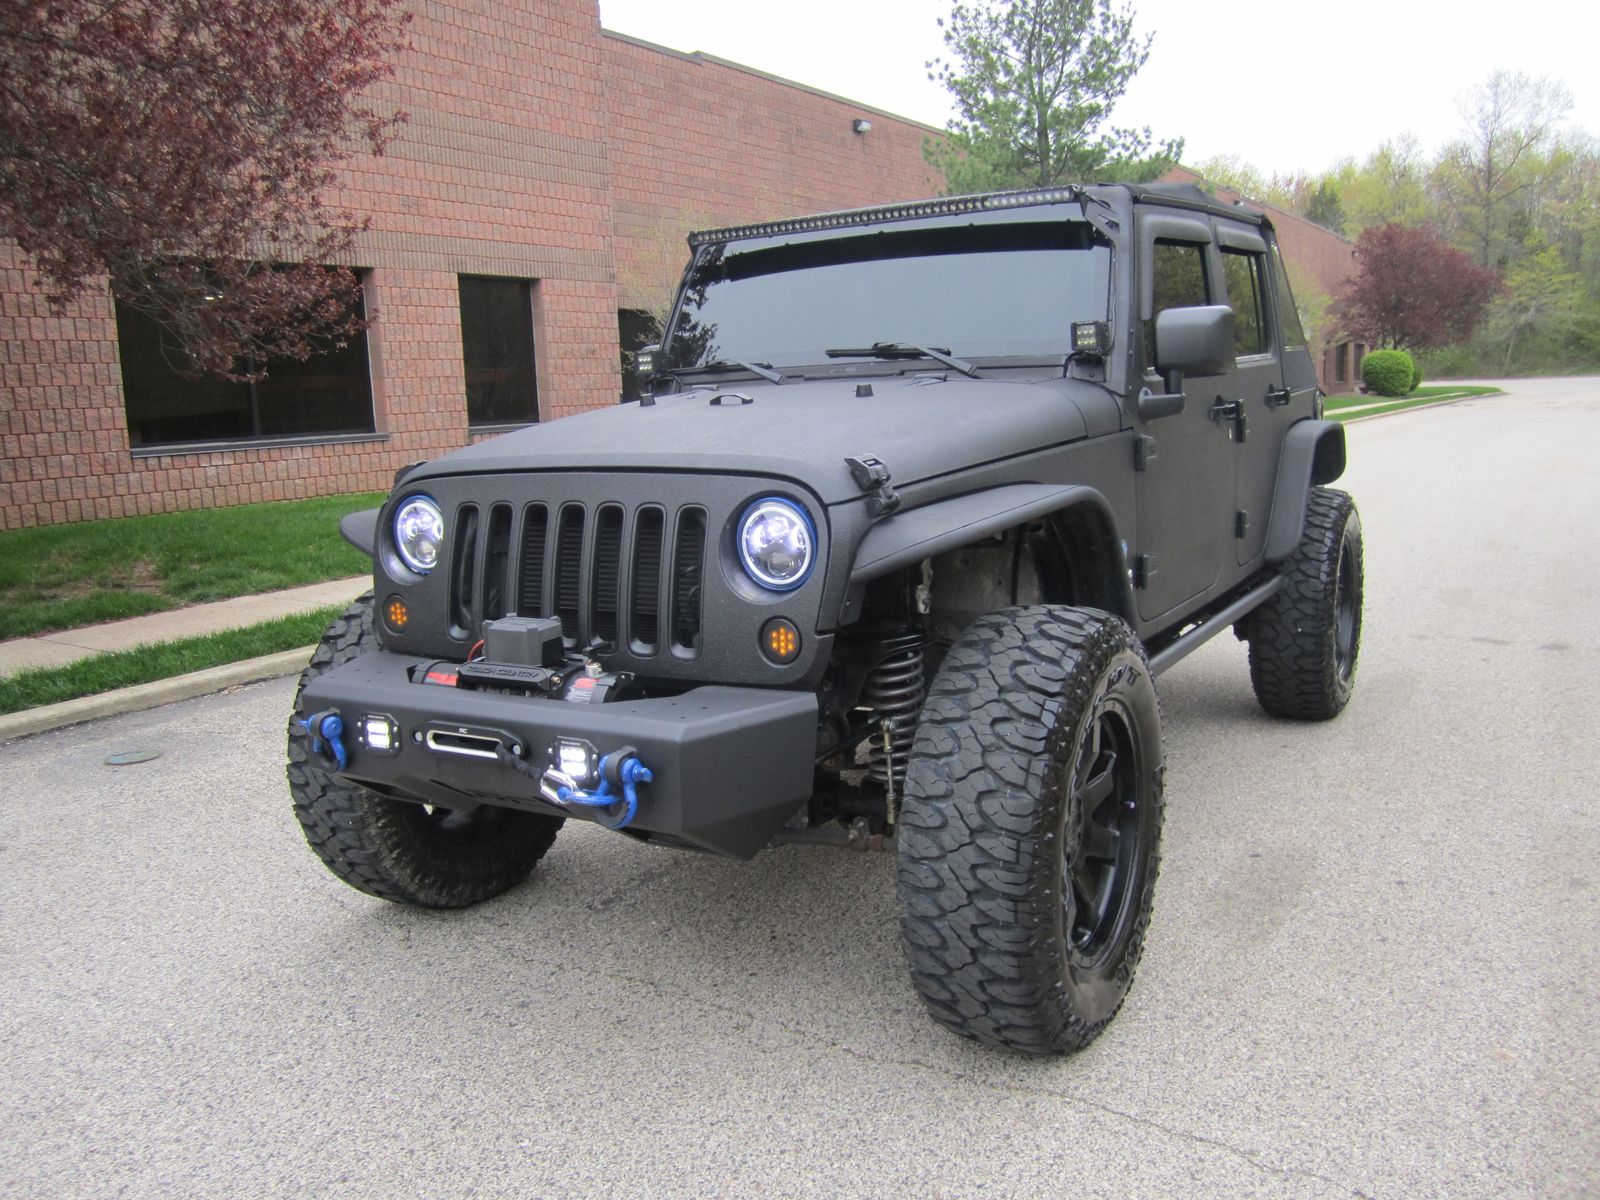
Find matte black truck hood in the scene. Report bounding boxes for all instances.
[409,374,1119,504]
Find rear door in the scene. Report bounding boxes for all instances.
[1210,223,1289,566]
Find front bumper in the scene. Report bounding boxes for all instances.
[299,649,818,859]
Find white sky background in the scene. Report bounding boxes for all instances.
[597,0,1600,177]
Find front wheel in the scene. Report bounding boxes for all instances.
[286,594,563,908]
[897,606,1164,1055]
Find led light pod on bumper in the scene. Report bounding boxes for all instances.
[737,498,815,591]
[393,496,444,573]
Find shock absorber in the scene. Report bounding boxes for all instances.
[864,631,927,795]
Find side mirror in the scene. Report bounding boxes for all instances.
[1155,305,1234,378]
[1138,305,1235,421]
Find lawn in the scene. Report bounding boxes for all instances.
[0,492,383,639]
[1325,384,1501,420]
[0,606,341,715]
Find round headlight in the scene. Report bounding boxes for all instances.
[738,498,815,591]
[393,495,444,574]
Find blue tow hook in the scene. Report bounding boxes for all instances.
[554,749,653,830]
[296,709,348,771]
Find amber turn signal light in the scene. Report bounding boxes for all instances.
[760,617,800,665]
[384,594,410,632]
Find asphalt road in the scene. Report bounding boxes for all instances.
[3,378,1597,1199]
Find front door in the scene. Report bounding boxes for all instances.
[1132,215,1236,623]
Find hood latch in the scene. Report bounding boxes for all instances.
[846,454,901,519]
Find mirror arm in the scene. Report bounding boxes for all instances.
[1137,369,1186,421]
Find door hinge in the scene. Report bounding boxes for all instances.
[1235,510,1249,539]
[1132,554,1156,589]
[1265,384,1292,408]
[1134,434,1157,471]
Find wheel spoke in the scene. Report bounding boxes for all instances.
[1070,859,1100,915]
[1082,820,1116,862]
[1082,749,1117,809]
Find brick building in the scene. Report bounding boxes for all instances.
[0,2,939,530]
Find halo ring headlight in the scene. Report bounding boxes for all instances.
[393,495,444,574]
[738,498,815,592]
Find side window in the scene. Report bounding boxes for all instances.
[1221,249,1269,357]
[1269,243,1308,350]
[1145,240,1208,368]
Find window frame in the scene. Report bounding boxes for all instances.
[116,270,379,454]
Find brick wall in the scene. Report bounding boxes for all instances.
[602,32,941,315]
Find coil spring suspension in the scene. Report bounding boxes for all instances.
[864,632,927,792]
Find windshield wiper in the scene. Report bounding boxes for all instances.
[823,342,982,379]
[671,358,785,385]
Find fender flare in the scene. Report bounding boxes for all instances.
[842,483,1136,624]
[1264,419,1346,562]
[340,508,380,558]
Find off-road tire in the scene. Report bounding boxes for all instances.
[1248,487,1363,721]
[286,594,562,908]
[897,606,1164,1055]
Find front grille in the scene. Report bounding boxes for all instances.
[452,498,706,658]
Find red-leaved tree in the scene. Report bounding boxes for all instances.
[1339,224,1501,351]
[0,0,409,376]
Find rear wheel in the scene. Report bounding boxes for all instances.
[286,594,562,908]
[897,606,1164,1054]
[1248,488,1363,720]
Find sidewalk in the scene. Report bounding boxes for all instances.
[0,576,371,680]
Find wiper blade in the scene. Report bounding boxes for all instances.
[823,342,982,379]
[671,358,785,385]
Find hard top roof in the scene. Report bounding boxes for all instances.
[686,183,1268,248]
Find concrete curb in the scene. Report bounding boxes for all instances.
[1335,390,1500,424]
[0,646,313,743]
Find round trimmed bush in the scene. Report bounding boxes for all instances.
[1362,349,1416,397]
[1410,358,1424,392]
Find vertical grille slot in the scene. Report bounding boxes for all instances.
[554,504,585,645]
[591,505,624,647]
[450,504,480,638]
[517,503,549,617]
[483,503,512,623]
[670,507,705,656]
[629,506,664,654]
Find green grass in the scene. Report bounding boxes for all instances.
[0,492,383,639]
[1327,385,1502,420]
[0,606,341,715]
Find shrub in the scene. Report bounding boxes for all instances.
[1410,357,1424,391]
[1362,349,1416,397]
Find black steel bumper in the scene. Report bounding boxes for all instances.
[299,649,818,860]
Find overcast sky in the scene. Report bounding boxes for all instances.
[598,0,1599,177]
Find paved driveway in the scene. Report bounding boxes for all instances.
[2,378,1596,1199]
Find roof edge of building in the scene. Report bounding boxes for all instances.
[600,28,946,137]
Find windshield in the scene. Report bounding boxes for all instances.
[664,218,1112,372]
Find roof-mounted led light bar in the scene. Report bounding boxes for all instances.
[687,187,1083,248]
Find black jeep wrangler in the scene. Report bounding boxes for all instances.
[288,184,1362,1055]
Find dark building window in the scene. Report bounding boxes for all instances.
[618,308,662,401]
[459,276,537,426]
[116,283,375,449]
